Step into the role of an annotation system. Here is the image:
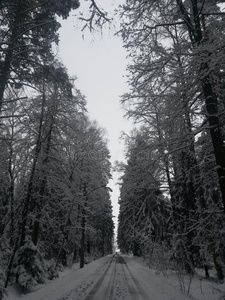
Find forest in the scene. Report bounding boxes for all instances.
[0,0,114,298]
[1,0,225,299]
[117,0,225,283]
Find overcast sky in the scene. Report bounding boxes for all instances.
[57,0,133,231]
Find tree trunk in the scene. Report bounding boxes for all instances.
[79,206,86,268]
[4,237,19,288]
[101,235,105,257]
[212,247,224,282]
[55,204,74,270]
[73,247,78,263]
[203,81,225,212]
[204,265,209,279]
[32,114,54,245]
[0,3,22,109]
[8,139,15,246]
[20,88,45,247]
[79,182,87,268]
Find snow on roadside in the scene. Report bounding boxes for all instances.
[4,256,110,300]
[134,256,225,300]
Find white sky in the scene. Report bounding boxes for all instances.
[57,0,133,231]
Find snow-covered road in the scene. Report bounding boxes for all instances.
[54,254,191,300]
[5,254,190,300]
[5,254,225,300]
[85,255,150,300]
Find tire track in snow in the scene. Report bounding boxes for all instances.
[103,256,117,299]
[120,256,149,300]
[84,255,116,300]
[85,254,149,300]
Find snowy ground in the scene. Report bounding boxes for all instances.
[4,254,225,300]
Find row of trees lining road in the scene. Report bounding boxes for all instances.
[117,0,225,282]
[0,0,114,298]
[0,75,114,293]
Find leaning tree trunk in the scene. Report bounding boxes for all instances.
[4,89,46,288]
[20,88,46,247]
